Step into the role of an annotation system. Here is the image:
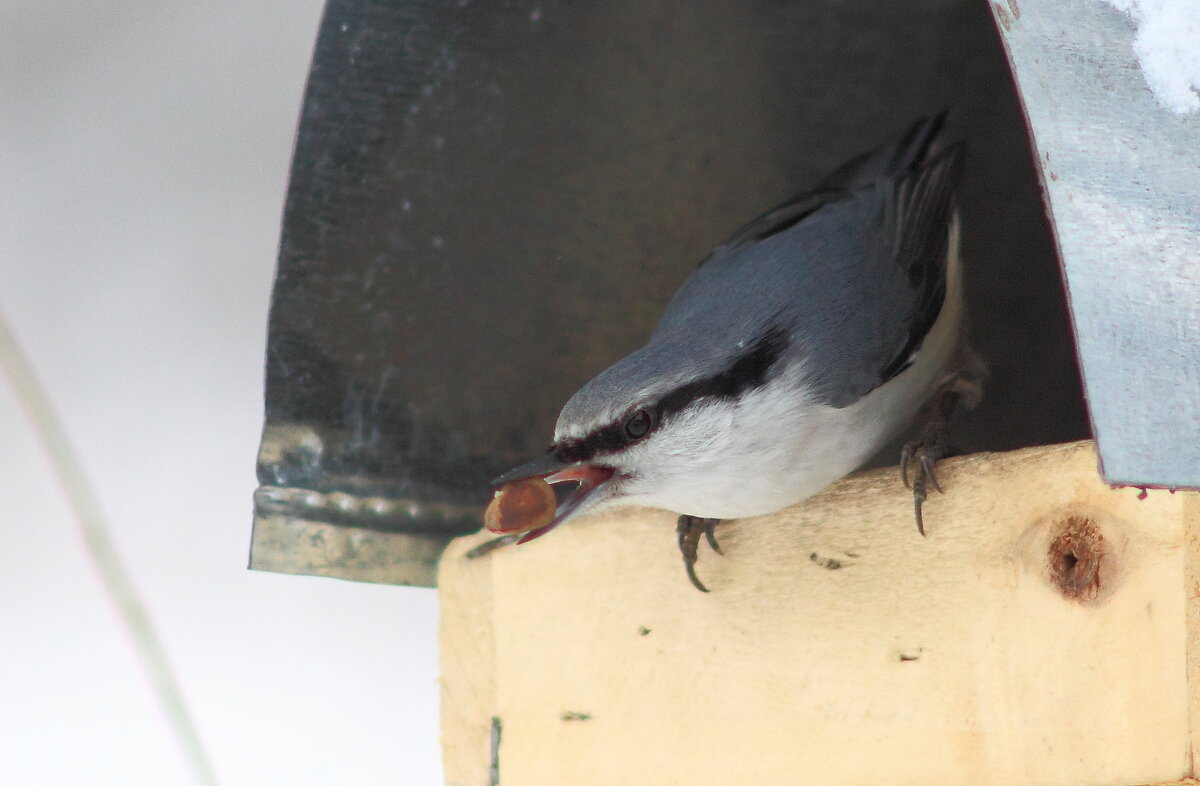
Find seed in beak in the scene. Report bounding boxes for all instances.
[484,476,557,534]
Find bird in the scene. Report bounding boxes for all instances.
[486,113,983,592]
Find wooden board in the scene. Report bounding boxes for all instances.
[440,441,1200,785]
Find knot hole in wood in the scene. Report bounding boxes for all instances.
[1046,515,1106,602]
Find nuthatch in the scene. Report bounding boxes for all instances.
[487,113,983,591]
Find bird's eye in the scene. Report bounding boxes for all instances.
[624,408,655,440]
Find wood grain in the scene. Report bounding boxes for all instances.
[440,441,1198,785]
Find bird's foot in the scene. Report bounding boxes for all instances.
[899,350,986,535]
[676,515,723,593]
[900,441,946,537]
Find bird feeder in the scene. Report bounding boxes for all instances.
[252,0,1200,783]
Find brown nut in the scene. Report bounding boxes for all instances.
[484,477,557,534]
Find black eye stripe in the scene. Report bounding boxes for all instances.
[656,326,786,421]
[553,420,632,463]
[553,327,788,464]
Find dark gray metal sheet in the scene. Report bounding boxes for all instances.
[254,0,1088,586]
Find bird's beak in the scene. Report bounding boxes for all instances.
[490,453,617,544]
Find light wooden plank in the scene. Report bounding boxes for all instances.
[441,441,1195,785]
[1185,492,1200,775]
[439,532,498,786]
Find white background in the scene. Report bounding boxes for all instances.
[0,2,443,783]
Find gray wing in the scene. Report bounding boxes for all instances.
[650,113,963,408]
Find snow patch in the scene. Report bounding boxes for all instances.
[1101,0,1200,113]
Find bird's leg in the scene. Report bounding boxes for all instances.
[900,348,986,536]
[900,387,958,536]
[676,515,723,593]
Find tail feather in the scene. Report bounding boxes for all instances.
[817,112,951,193]
[714,111,960,256]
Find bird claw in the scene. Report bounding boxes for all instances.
[676,515,722,592]
[899,442,945,537]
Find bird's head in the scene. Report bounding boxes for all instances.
[490,328,791,542]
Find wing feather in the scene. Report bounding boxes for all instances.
[660,113,964,407]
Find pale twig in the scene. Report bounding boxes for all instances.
[0,310,219,786]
